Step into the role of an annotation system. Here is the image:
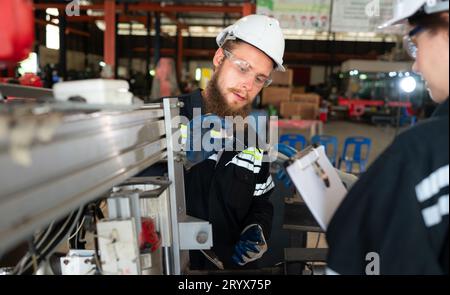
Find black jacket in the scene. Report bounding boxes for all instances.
[326,99,449,274]
[179,89,274,270]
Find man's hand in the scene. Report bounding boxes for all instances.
[232,224,267,266]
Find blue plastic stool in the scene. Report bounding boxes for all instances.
[311,135,338,167]
[338,136,371,173]
[279,134,307,151]
[399,107,417,127]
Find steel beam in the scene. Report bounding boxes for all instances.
[59,11,67,80]
[131,47,379,63]
[176,26,183,85]
[154,13,161,67]
[0,83,53,99]
[104,0,116,68]
[64,15,147,24]
[35,20,90,37]
[128,3,243,14]
[242,3,255,16]
[33,3,246,14]
[33,4,104,10]
[145,12,152,101]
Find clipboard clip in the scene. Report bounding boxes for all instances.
[287,145,330,188]
[312,161,330,188]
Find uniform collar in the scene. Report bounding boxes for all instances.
[182,88,205,120]
[432,98,449,117]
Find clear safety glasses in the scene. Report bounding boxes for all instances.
[222,49,273,88]
[403,25,425,59]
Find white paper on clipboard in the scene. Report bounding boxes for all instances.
[286,145,347,230]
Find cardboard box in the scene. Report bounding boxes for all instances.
[292,86,306,94]
[261,86,292,108]
[280,101,319,120]
[290,93,321,107]
[270,69,293,86]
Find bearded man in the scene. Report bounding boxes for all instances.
[178,14,286,270]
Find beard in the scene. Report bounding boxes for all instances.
[203,65,252,118]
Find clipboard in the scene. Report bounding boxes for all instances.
[286,145,347,230]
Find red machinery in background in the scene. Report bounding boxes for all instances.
[0,0,34,64]
[1,0,40,97]
[0,74,43,87]
[19,73,44,87]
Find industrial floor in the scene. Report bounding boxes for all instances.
[281,119,411,168]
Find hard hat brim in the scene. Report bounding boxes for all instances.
[378,16,408,29]
[378,0,432,29]
[275,64,286,72]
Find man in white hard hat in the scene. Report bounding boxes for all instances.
[178,14,285,270]
[326,0,448,274]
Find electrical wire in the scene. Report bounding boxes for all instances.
[16,207,83,274]
[83,267,96,275]
[41,207,83,255]
[36,222,55,248]
[68,216,85,240]
[31,255,38,274]
[16,218,72,274]
[33,221,54,245]
[92,201,104,275]
[15,199,106,275]
[36,209,78,255]
[13,220,56,274]
[16,252,28,275]
[28,238,39,274]
[314,233,322,249]
[12,217,63,275]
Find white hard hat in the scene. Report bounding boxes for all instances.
[216,14,286,72]
[379,0,449,28]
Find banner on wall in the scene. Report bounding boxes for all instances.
[256,0,331,31]
[331,0,396,33]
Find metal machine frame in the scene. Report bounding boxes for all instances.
[0,96,211,274]
[0,83,53,100]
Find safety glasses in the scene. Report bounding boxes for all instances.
[222,49,273,88]
[403,25,425,59]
